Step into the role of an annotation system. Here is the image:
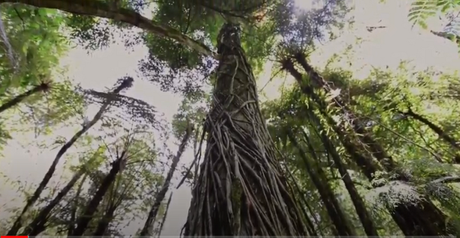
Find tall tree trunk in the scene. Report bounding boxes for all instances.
[183,22,309,236]
[71,150,128,236]
[139,124,192,236]
[7,77,133,236]
[287,129,357,236]
[305,109,379,236]
[68,174,88,235]
[282,55,453,236]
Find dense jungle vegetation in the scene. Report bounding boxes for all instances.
[0,0,460,236]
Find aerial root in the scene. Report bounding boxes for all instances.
[184,107,307,235]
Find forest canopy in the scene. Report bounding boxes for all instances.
[0,0,459,236]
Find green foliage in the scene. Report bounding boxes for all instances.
[8,0,460,236]
[171,92,209,138]
[261,58,460,235]
[0,5,68,90]
[17,81,85,135]
[0,5,78,148]
[408,0,440,29]
[408,0,460,50]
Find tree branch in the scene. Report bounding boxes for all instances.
[429,176,460,184]
[0,82,49,114]
[401,107,460,149]
[0,0,217,59]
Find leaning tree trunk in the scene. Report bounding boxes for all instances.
[22,167,86,235]
[183,22,309,236]
[287,130,357,236]
[305,109,379,236]
[400,107,460,163]
[71,150,127,236]
[283,55,453,236]
[140,124,192,236]
[92,203,117,236]
[156,192,173,237]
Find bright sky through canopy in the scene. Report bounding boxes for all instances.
[1,0,460,235]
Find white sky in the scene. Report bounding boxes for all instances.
[1,0,460,236]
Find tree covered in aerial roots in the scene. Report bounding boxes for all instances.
[182,22,310,236]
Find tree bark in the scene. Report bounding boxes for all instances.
[7,77,133,236]
[183,22,309,236]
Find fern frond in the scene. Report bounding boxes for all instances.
[409,0,460,29]
[409,0,439,28]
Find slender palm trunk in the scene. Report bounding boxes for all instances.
[156,192,173,237]
[68,174,88,235]
[183,22,309,236]
[92,204,117,236]
[400,108,460,163]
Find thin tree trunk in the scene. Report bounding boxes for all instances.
[68,174,88,235]
[23,168,86,235]
[183,22,309,236]
[283,55,453,236]
[306,109,379,236]
[0,82,48,114]
[70,150,128,236]
[92,204,117,236]
[156,192,173,238]
[287,129,357,236]
[7,77,132,235]
[282,162,319,236]
[139,124,193,236]
[91,176,126,237]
